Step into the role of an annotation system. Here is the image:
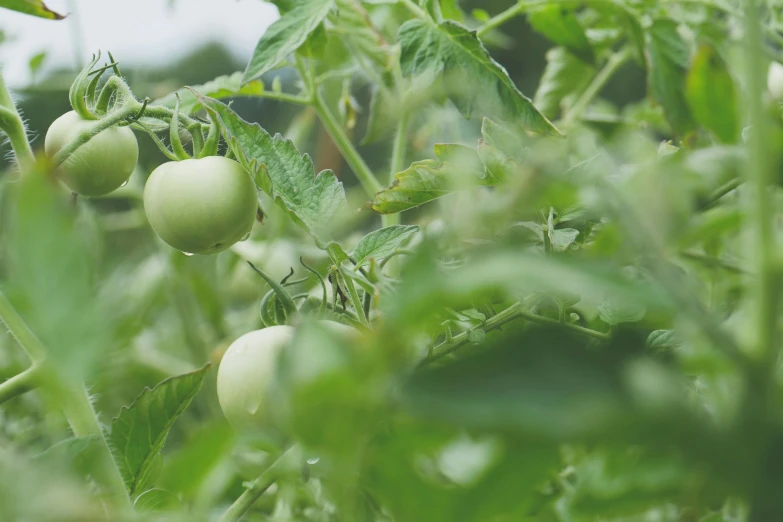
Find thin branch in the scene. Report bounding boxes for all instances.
[420,302,609,367]
[0,364,42,405]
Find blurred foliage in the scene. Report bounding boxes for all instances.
[2,0,783,521]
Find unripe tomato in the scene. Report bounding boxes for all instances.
[768,62,783,100]
[143,156,258,255]
[216,321,358,430]
[44,111,139,196]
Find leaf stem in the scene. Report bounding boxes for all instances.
[0,364,42,405]
[382,110,410,274]
[313,90,383,197]
[0,290,47,364]
[477,1,530,37]
[420,302,609,366]
[562,48,633,128]
[219,445,300,522]
[0,71,36,173]
[400,0,429,20]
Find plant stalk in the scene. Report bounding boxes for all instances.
[219,445,300,522]
[0,71,36,173]
[421,302,609,366]
[562,48,633,127]
[313,91,383,197]
[0,364,42,405]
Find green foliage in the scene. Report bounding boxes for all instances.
[243,0,334,83]
[398,19,562,136]
[1,0,783,520]
[0,0,64,19]
[109,365,210,495]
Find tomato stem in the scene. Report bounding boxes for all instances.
[420,302,610,366]
[0,71,36,173]
[0,364,42,405]
[219,445,301,522]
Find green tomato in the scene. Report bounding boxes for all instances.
[44,110,139,197]
[143,156,258,255]
[216,322,358,430]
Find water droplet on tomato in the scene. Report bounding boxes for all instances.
[120,180,129,188]
[240,232,251,242]
[183,252,195,257]
[306,457,320,465]
[244,394,261,415]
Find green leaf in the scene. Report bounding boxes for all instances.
[133,489,180,513]
[419,0,443,21]
[109,364,210,495]
[362,85,398,145]
[646,330,685,354]
[549,228,580,252]
[243,0,335,83]
[598,294,647,325]
[329,0,393,70]
[154,72,264,115]
[0,0,64,19]
[528,6,594,64]
[646,19,695,138]
[370,159,500,214]
[352,225,419,265]
[534,47,595,120]
[28,51,46,76]
[198,95,347,242]
[398,20,562,136]
[686,44,739,143]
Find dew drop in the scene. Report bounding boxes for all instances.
[244,394,261,415]
[183,252,195,257]
[120,180,129,188]
[306,457,320,465]
[240,231,251,242]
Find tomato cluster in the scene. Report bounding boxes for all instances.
[45,112,258,255]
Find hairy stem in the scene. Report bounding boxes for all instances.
[0,290,130,511]
[0,72,36,173]
[400,0,429,20]
[420,302,609,366]
[219,445,300,522]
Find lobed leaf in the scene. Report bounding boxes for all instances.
[398,19,562,136]
[646,19,695,138]
[154,73,264,115]
[198,95,347,243]
[534,47,596,120]
[243,0,335,83]
[0,0,64,19]
[109,364,210,495]
[352,225,419,265]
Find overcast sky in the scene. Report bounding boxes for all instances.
[0,0,279,87]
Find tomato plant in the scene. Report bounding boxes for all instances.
[1,0,783,521]
[45,110,139,196]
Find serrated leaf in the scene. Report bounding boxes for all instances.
[534,47,595,120]
[646,19,695,138]
[370,159,499,214]
[133,488,180,513]
[398,20,562,136]
[646,330,685,354]
[0,0,65,19]
[34,436,99,463]
[330,0,393,70]
[244,0,335,83]
[686,44,738,144]
[154,72,264,115]
[480,118,527,165]
[352,225,419,265]
[528,6,594,64]
[198,95,346,242]
[109,364,210,495]
[598,295,646,325]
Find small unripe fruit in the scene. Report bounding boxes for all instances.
[44,110,139,196]
[768,62,783,100]
[143,156,258,255]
